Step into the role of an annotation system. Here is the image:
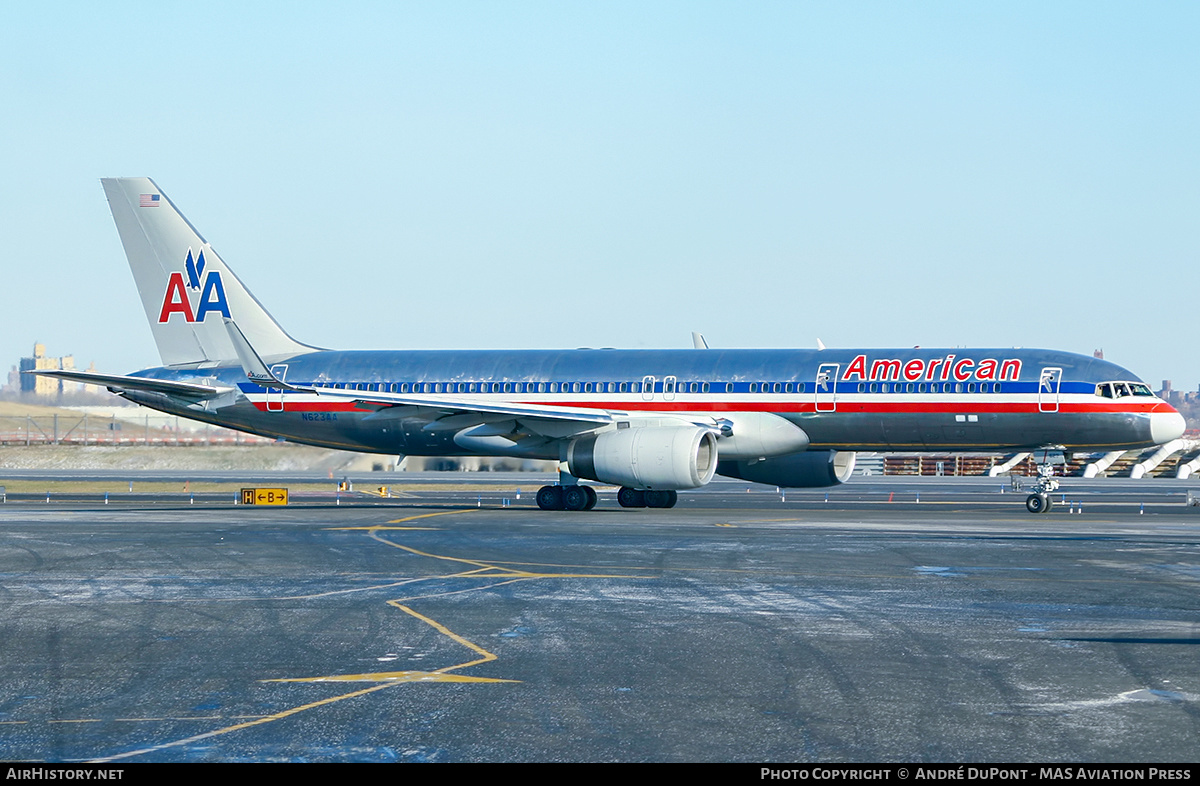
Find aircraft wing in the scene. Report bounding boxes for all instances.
[222,317,614,426]
[279,385,617,425]
[26,369,235,401]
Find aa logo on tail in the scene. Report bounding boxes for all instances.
[158,249,231,323]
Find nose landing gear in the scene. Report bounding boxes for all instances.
[1024,461,1060,514]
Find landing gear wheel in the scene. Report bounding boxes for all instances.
[583,485,598,510]
[563,485,590,511]
[537,485,564,511]
[618,487,646,508]
[1023,453,1061,514]
[644,490,678,509]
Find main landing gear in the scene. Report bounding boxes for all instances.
[536,484,597,511]
[1024,460,1061,514]
[617,488,677,509]
[534,485,679,510]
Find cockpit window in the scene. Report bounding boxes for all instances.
[1097,381,1156,398]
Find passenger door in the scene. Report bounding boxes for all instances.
[815,363,839,412]
[267,364,288,412]
[1038,367,1062,413]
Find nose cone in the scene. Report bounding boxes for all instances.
[1150,410,1186,444]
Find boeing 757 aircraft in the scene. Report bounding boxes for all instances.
[35,178,1186,513]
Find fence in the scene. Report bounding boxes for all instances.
[0,415,272,447]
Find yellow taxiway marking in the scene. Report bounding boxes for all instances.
[332,525,441,531]
[327,509,466,531]
[114,717,224,722]
[96,508,638,763]
[93,683,399,763]
[267,670,515,684]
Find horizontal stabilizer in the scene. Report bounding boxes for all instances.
[27,369,234,400]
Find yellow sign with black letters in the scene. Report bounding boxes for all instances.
[241,488,288,505]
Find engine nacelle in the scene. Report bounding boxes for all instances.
[568,425,718,490]
[711,411,810,461]
[717,450,856,488]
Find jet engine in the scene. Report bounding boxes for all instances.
[568,425,718,490]
[717,450,856,488]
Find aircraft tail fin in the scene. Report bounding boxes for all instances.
[101,177,317,367]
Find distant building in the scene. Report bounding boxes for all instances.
[1158,380,1184,406]
[17,343,87,399]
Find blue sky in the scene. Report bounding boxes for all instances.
[2,2,1196,390]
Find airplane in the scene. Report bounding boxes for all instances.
[34,178,1187,514]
